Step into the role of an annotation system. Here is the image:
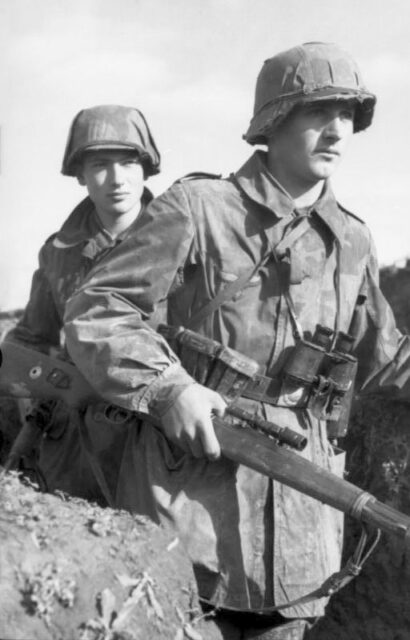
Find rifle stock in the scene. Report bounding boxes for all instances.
[0,341,95,406]
[214,418,410,542]
[1,340,410,543]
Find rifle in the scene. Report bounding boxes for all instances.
[1,340,410,546]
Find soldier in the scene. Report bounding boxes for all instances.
[6,104,161,505]
[64,43,410,639]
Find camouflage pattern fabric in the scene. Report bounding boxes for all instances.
[64,151,410,616]
[6,191,153,502]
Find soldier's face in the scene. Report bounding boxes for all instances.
[268,100,355,188]
[78,150,144,219]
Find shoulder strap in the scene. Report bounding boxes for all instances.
[262,216,313,341]
[187,214,311,335]
[337,202,365,225]
[186,171,314,333]
[186,251,271,330]
[173,171,222,185]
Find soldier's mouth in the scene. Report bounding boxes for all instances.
[108,192,129,199]
[315,149,340,157]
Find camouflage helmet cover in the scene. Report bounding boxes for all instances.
[62,105,161,177]
[244,42,376,145]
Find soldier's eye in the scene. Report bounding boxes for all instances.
[306,106,326,118]
[340,109,355,120]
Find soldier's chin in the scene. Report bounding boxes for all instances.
[312,160,339,180]
[107,202,131,215]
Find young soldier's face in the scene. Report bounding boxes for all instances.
[268,100,355,189]
[78,150,144,219]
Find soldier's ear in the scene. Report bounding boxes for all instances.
[75,158,86,186]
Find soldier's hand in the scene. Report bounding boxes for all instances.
[160,383,226,460]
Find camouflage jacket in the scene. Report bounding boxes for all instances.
[6,191,153,502]
[8,191,153,350]
[65,151,410,616]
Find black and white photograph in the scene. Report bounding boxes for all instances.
[1,2,410,639]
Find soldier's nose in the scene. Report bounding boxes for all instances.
[110,163,126,185]
[324,117,344,140]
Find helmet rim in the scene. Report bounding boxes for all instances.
[243,42,376,145]
[61,105,161,177]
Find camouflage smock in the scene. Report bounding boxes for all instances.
[7,191,153,502]
[65,151,410,617]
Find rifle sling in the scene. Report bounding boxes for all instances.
[75,410,116,509]
[203,526,380,615]
[187,209,311,331]
[186,253,271,331]
[185,216,313,402]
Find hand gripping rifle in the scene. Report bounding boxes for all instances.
[1,338,410,549]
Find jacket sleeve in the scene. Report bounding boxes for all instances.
[6,241,62,353]
[64,185,197,417]
[353,235,410,400]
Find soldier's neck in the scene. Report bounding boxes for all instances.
[96,204,141,238]
[291,183,324,209]
[270,172,324,208]
[267,154,324,208]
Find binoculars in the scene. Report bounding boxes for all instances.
[282,324,358,422]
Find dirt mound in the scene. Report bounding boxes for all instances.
[0,472,224,640]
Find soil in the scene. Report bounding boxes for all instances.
[0,472,225,640]
[0,312,226,640]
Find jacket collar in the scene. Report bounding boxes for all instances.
[312,185,346,245]
[234,150,295,218]
[54,187,154,258]
[234,151,346,244]
[54,197,104,247]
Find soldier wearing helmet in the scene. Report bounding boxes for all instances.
[64,44,410,639]
[244,41,375,144]
[6,105,161,504]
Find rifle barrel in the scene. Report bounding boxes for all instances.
[226,405,307,450]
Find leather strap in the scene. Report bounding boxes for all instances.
[186,212,295,331]
[241,372,282,404]
[261,216,312,342]
[203,526,380,615]
[186,213,312,341]
[75,410,116,508]
[186,253,272,331]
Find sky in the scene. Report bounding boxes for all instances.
[1,0,410,310]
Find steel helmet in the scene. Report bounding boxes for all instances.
[244,42,376,145]
[62,105,161,176]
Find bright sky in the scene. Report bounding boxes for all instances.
[1,0,409,310]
